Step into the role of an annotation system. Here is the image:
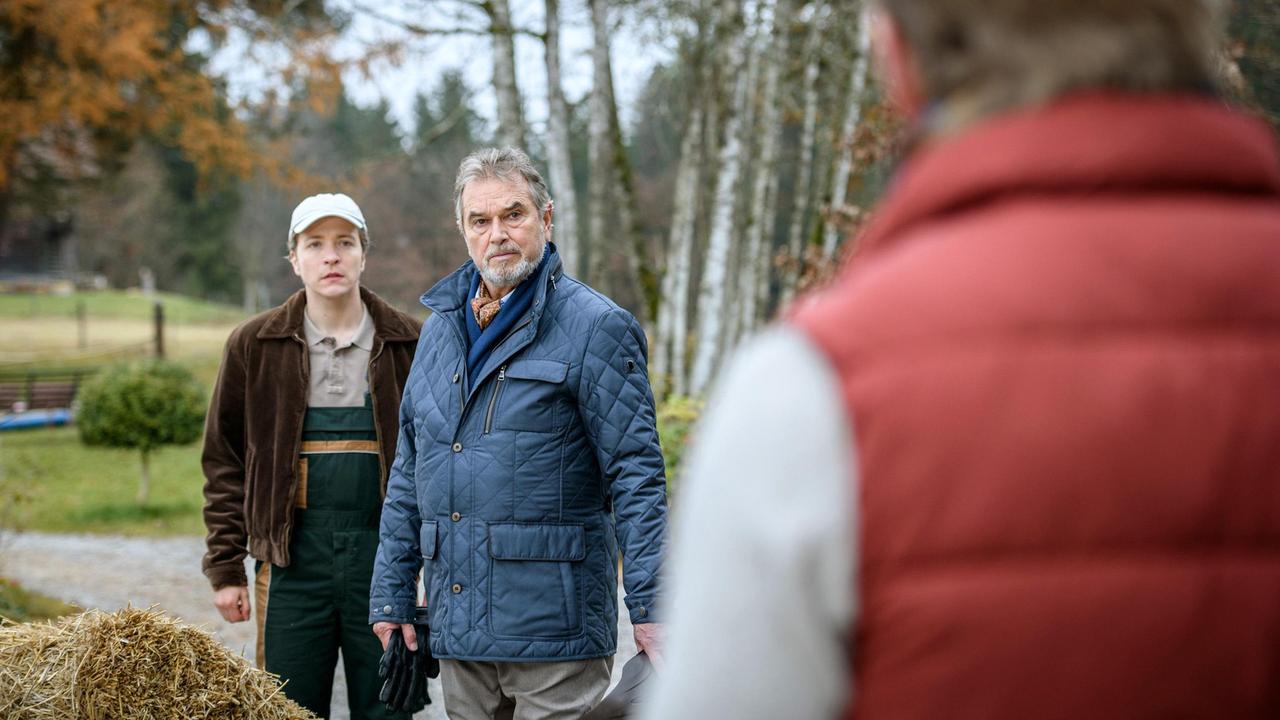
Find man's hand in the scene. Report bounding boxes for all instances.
[213,586,250,623]
[373,621,418,651]
[633,622,664,668]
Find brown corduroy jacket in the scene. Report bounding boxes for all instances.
[201,287,421,590]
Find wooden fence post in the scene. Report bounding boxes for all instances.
[76,300,87,349]
[153,302,165,358]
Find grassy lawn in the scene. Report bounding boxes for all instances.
[0,425,206,537]
[0,289,243,324]
[0,291,243,538]
[0,290,241,379]
[1,290,241,390]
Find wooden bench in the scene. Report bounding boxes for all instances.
[0,371,92,411]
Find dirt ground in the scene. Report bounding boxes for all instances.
[2,531,637,719]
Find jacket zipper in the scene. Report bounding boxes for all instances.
[484,365,507,434]
[457,374,465,416]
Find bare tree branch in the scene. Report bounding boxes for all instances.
[349,1,545,40]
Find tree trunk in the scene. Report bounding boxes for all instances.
[543,0,581,276]
[487,0,527,149]
[586,0,613,290]
[780,1,827,304]
[608,66,656,326]
[137,449,152,506]
[721,7,765,352]
[654,0,724,397]
[734,0,790,341]
[654,100,705,399]
[822,4,873,259]
[653,240,678,398]
[689,0,748,396]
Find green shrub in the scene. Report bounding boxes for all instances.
[657,394,704,497]
[77,360,206,506]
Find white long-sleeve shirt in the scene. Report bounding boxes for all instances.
[642,327,859,719]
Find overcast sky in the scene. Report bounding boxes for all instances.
[209,0,678,140]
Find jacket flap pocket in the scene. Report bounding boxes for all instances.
[419,520,438,560]
[505,359,569,384]
[488,523,585,561]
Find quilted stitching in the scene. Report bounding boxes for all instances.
[370,251,668,661]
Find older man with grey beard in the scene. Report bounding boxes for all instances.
[369,147,668,719]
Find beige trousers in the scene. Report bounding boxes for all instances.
[439,657,614,720]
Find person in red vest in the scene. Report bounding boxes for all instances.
[644,1,1280,718]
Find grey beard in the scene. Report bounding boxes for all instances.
[478,241,546,290]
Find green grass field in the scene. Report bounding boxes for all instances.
[0,290,241,536]
[0,425,206,537]
[0,289,243,324]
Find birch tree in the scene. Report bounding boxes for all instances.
[543,0,580,275]
[652,7,717,398]
[822,3,873,259]
[484,0,527,149]
[734,0,793,341]
[656,102,703,398]
[586,0,613,289]
[689,0,748,396]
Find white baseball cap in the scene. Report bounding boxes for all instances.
[288,193,367,242]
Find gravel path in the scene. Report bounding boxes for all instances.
[2,531,636,719]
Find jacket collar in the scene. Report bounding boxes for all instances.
[854,93,1280,257]
[421,242,564,321]
[257,286,419,342]
[424,244,565,397]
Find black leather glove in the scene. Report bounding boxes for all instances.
[378,627,430,713]
[378,616,438,714]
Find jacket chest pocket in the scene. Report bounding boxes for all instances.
[487,522,585,639]
[491,359,571,433]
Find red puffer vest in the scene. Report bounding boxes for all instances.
[792,93,1280,719]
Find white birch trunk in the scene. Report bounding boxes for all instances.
[780,1,827,304]
[653,101,704,398]
[734,0,792,340]
[821,4,873,259]
[488,0,526,149]
[652,242,678,397]
[586,0,612,288]
[689,18,750,397]
[543,0,580,276]
[722,6,767,351]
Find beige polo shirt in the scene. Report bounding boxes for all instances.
[302,304,374,408]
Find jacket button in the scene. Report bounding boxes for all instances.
[451,512,461,522]
[451,583,462,594]
[452,373,460,383]
[452,442,462,453]
[383,605,392,613]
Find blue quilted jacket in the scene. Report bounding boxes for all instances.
[369,245,668,661]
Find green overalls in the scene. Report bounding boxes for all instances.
[254,396,408,720]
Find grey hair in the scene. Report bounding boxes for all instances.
[453,147,552,231]
[876,0,1225,132]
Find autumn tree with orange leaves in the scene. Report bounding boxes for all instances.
[0,0,342,231]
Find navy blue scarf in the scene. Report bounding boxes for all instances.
[464,249,549,381]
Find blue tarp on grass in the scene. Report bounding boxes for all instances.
[0,409,72,431]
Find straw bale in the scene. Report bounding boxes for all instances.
[0,607,318,719]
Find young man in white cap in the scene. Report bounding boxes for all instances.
[202,193,422,719]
